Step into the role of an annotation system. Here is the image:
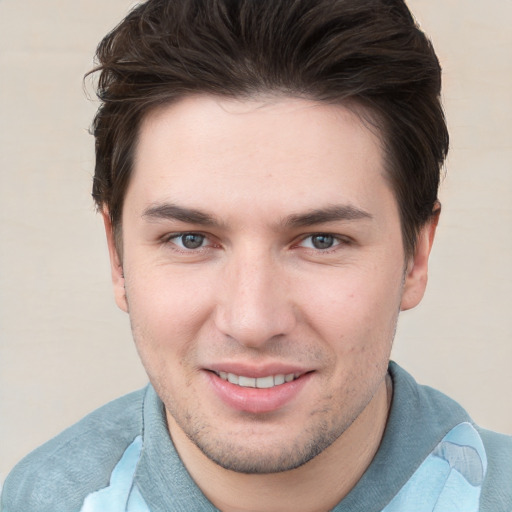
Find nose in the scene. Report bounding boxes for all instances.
[214,247,297,348]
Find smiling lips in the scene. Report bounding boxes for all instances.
[214,371,300,389]
[208,369,311,414]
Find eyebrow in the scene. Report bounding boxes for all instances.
[283,205,372,228]
[142,203,222,227]
[141,202,372,229]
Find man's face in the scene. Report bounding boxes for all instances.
[106,96,431,473]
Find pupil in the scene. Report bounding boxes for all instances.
[182,234,204,249]
[312,234,334,249]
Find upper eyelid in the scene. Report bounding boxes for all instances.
[163,231,219,252]
[164,231,208,240]
[163,231,350,239]
[161,231,352,249]
[297,232,352,243]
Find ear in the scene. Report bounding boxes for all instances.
[102,210,129,313]
[400,205,440,311]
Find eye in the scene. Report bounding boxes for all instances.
[169,232,208,250]
[299,234,341,250]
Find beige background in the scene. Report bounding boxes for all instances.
[0,0,511,482]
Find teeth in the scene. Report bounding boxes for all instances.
[256,375,274,389]
[218,372,298,388]
[238,376,256,387]
[274,374,285,386]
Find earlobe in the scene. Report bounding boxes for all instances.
[102,210,129,313]
[400,205,440,311]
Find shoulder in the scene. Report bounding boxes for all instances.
[388,362,512,507]
[478,427,512,511]
[1,387,147,512]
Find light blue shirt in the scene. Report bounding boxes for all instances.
[2,363,511,512]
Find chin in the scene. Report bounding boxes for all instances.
[174,413,349,475]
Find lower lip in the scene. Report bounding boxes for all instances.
[207,372,312,414]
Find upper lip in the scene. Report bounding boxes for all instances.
[205,362,312,378]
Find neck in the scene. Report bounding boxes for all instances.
[168,374,392,512]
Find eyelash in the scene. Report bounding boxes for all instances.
[162,232,351,254]
[163,232,214,253]
[296,233,352,254]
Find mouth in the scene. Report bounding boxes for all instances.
[207,368,313,413]
[213,371,302,389]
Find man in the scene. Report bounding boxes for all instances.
[2,0,511,511]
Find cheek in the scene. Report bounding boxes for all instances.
[124,265,215,352]
[297,264,403,352]
[124,271,210,395]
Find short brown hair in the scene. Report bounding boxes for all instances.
[89,0,448,256]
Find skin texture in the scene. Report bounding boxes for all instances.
[104,95,437,512]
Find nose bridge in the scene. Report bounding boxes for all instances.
[215,243,295,347]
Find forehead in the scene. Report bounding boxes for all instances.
[127,95,393,220]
